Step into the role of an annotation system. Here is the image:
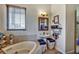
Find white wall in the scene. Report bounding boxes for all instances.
[51,4,66,53]
[0,4,51,40]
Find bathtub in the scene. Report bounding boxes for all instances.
[2,41,40,54]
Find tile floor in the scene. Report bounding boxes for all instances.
[43,49,61,54]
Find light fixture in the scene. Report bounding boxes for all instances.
[38,10,48,17]
[41,12,48,16]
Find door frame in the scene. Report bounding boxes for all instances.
[74,10,77,53]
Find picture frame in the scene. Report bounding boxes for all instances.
[38,17,49,31]
[53,15,59,24]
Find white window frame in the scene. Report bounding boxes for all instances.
[7,5,26,31]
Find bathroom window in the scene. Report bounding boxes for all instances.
[7,5,26,31]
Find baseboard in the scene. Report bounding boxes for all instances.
[66,50,74,54]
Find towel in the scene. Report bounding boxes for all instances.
[77,38,79,45]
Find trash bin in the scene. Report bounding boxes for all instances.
[38,39,47,53]
[47,38,55,49]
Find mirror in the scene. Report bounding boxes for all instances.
[38,17,49,31]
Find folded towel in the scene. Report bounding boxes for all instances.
[77,38,79,45]
[38,39,46,45]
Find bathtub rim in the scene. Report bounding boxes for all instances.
[2,41,37,54]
